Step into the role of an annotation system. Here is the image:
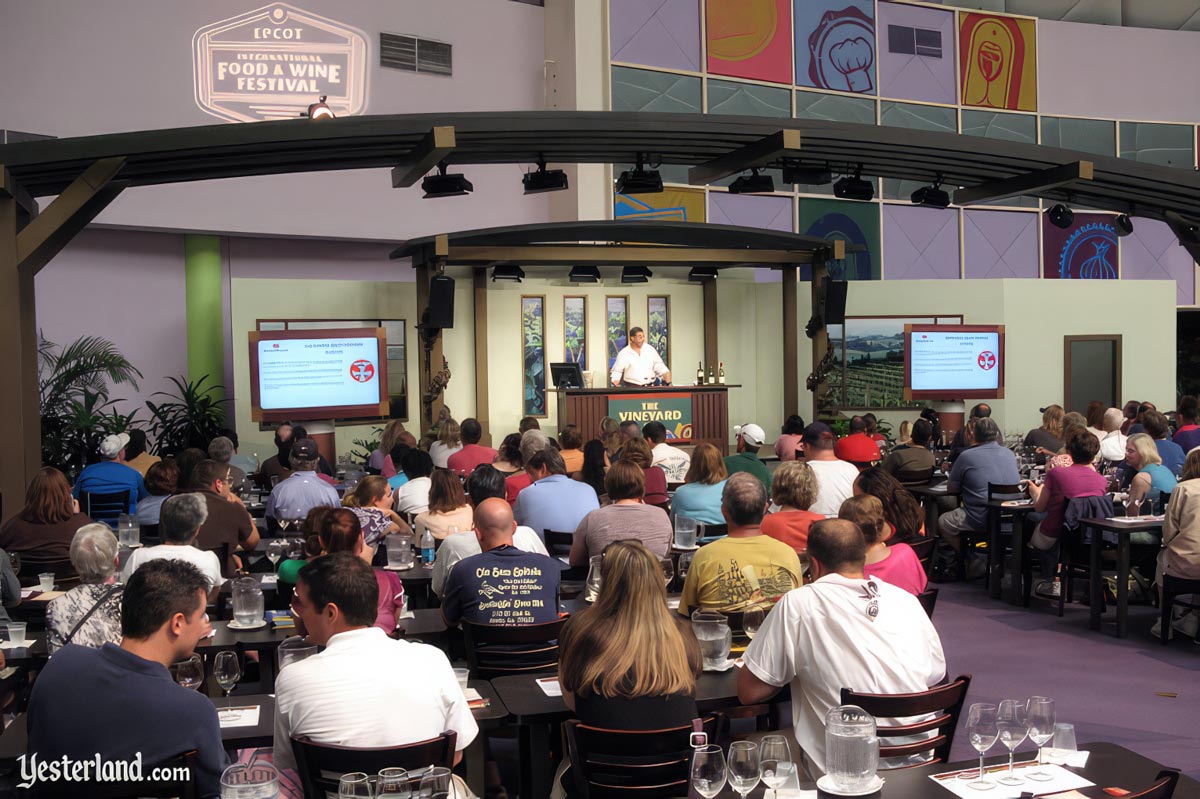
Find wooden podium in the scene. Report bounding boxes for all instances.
[553,385,737,455]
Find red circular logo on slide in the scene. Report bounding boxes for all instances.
[977,351,997,370]
[349,360,375,382]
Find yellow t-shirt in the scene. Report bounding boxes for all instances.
[678,535,802,615]
[125,452,161,477]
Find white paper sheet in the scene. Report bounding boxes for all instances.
[1044,749,1090,768]
[260,574,278,587]
[928,762,1092,799]
[536,677,562,697]
[218,705,261,728]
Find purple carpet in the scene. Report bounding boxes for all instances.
[933,580,1200,778]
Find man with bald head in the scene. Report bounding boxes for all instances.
[440,498,562,627]
[737,518,945,779]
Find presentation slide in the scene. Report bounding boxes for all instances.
[257,335,382,410]
[909,329,1001,392]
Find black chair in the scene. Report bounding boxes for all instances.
[545,529,574,560]
[1021,495,1115,616]
[894,467,935,487]
[1159,574,1200,645]
[698,523,727,539]
[908,536,937,578]
[977,482,1025,582]
[840,674,972,768]
[563,715,724,799]
[32,751,197,798]
[1124,769,1180,799]
[140,523,161,547]
[916,588,938,618]
[291,732,456,799]
[204,543,233,579]
[15,552,80,589]
[462,617,567,679]
[80,489,131,528]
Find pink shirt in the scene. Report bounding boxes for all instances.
[1041,463,1107,537]
[864,543,927,595]
[447,444,499,478]
[775,434,804,462]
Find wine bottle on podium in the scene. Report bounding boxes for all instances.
[718,362,726,384]
[696,361,704,385]
[706,365,715,385]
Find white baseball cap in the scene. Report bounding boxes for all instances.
[98,432,131,459]
[734,423,766,446]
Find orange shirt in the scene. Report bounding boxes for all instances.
[761,510,825,553]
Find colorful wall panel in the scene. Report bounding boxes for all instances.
[794,0,876,94]
[882,205,960,280]
[800,198,880,281]
[706,0,792,84]
[610,0,701,72]
[521,295,546,416]
[1043,213,1119,280]
[963,210,1039,280]
[563,296,587,369]
[615,188,706,222]
[877,1,955,105]
[959,13,1037,112]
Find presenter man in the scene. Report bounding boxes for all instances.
[610,327,671,387]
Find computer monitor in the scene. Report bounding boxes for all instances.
[550,362,584,389]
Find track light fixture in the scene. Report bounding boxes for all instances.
[728,168,775,195]
[688,266,718,282]
[568,265,601,284]
[1113,214,1134,237]
[422,162,474,198]
[1047,203,1074,229]
[833,167,874,202]
[615,154,663,195]
[491,265,525,282]
[782,161,832,186]
[621,265,652,284]
[523,157,569,194]
[304,95,335,120]
[911,174,950,209]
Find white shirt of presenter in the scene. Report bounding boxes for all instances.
[610,327,670,387]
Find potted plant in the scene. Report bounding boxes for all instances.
[146,375,229,456]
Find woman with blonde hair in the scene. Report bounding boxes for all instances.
[761,461,823,552]
[372,419,407,478]
[429,419,463,469]
[342,475,410,548]
[558,539,701,727]
[1045,412,1092,471]
[1026,405,1065,463]
[838,494,926,595]
[414,469,474,540]
[619,437,669,506]
[1125,433,1176,511]
[599,416,622,459]
[670,443,727,525]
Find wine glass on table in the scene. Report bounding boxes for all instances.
[743,606,764,640]
[727,741,760,799]
[961,702,997,790]
[213,650,242,710]
[758,734,794,798]
[169,654,204,691]
[338,772,374,798]
[266,541,285,571]
[678,551,694,584]
[1025,697,1056,781]
[417,766,457,798]
[660,558,674,588]
[996,699,1029,786]
[377,767,412,797]
[690,744,726,799]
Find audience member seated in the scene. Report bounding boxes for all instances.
[1127,401,1156,436]
[442,499,561,627]
[724,423,773,491]
[570,461,673,566]
[290,425,337,479]
[1160,450,1200,610]
[614,420,642,460]
[515,448,600,544]
[432,466,549,597]
[28,560,225,796]
[1174,396,1200,454]
[122,494,224,590]
[446,418,498,478]
[761,461,823,553]
[415,470,475,540]
[1025,430,1107,596]
[1143,410,1185,477]
[135,458,178,526]
[278,507,334,585]
[619,437,670,506]
[506,429,550,503]
[576,439,610,499]
[938,418,1019,575]
[599,416,622,459]
[395,448,435,515]
[0,551,17,626]
[801,423,860,516]
[737,519,946,778]
[318,509,404,635]
[559,539,701,728]
[1026,405,1066,464]
[175,448,208,491]
[122,429,160,477]
[881,418,936,479]
[385,438,415,490]
[370,420,407,476]
[644,421,691,482]
[555,424,585,476]
[274,554,476,777]
[429,418,464,469]
[220,428,258,477]
[259,423,295,488]
[207,435,245,490]
[1084,401,1107,446]
[492,433,524,477]
[343,475,408,549]
[73,432,148,514]
[670,443,728,526]
[0,466,94,562]
[775,414,806,462]
[1099,407,1129,463]
[839,495,927,595]
[1125,433,1177,510]
[893,420,912,449]
[46,524,123,653]
[1044,414,1089,472]
[947,403,990,464]
[520,416,541,433]
[833,416,882,465]
[853,468,925,544]
[266,438,340,522]
[864,413,887,444]
[678,474,802,616]
[192,459,259,576]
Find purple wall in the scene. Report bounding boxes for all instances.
[882,205,960,280]
[963,210,1039,279]
[877,2,956,105]
[709,193,793,282]
[1121,217,1196,306]
[228,236,414,281]
[610,0,700,72]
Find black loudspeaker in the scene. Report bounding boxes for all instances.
[824,278,848,325]
[425,274,456,329]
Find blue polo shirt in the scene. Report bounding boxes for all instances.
[27,643,226,798]
[947,441,1020,530]
[513,474,599,542]
[72,461,148,513]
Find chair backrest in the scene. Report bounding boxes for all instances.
[291,732,456,799]
[16,552,80,589]
[203,543,232,578]
[564,716,721,799]
[839,674,972,767]
[697,523,727,539]
[461,617,567,679]
[1125,770,1180,799]
[81,490,131,527]
[894,467,935,486]
[33,751,197,798]
[544,529,574,560]
[986,483,1024,502]
[907,537,936,577]
[916,588,938,619]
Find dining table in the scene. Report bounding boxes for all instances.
[1081,515,1163,638]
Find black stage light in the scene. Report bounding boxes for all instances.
[782,162,833,186]
[492,265,525,282]
[422,162,474,198]
[621,266,652,284]
[304,95,335,120]
[833,171,874,202]
[1047,203,1074,229]
[523,158,569,194]
[688,266,718,282]
[728,168,775,195]
[568,265,601,283]
[615,154,663,195]
[1113,214,1134,237]
[911,184,951,209]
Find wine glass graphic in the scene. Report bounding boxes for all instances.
[976,40,1004,106]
